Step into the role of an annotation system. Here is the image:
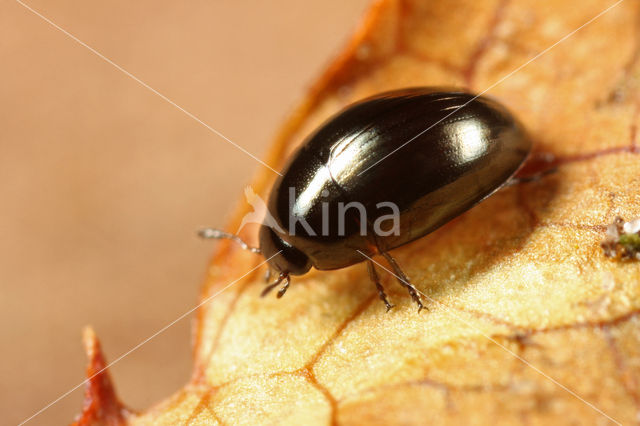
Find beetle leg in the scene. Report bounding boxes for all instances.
[276,274,291,298]
[264,267,272,283]
[506,153,558,187]
[261,272,286,297]
[381,252,425,312]
[367,260,394,312]
[505,166,557,186]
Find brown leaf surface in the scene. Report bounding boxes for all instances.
[79,0,640,424]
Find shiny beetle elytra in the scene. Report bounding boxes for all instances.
[201,87,532,311]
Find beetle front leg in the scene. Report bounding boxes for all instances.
[261,272,286,297]
[381,251,425,312]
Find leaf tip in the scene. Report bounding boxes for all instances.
[72,326,131,426]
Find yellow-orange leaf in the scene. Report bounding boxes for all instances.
[77,0,640,424]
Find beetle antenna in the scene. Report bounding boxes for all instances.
[198,228,261,254]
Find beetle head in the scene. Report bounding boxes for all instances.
[259,225,311,275]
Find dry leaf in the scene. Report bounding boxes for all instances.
[75,0,640,424]
[72,328,129,425]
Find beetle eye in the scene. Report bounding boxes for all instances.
[258,225,311,276]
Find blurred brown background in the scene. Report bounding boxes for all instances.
[0,1,370,424]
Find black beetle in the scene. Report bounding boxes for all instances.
[201,87,532,311]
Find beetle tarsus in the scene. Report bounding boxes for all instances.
[261,272,287,297]
[381,251,426,312]
[276,275,291,298]
[367,260,394,312]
